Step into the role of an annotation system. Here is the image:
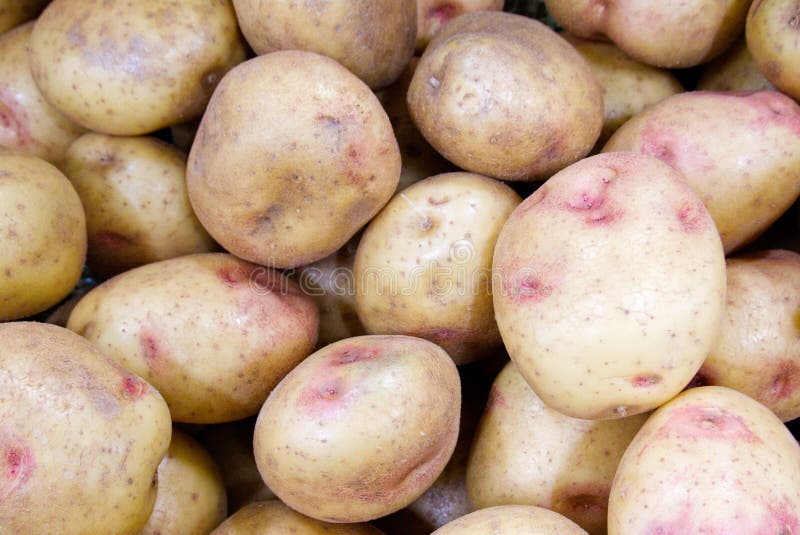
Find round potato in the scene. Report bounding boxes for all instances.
[29,0,246,135]
[0,322,171,535]
[415,0,503,52]
[697,38,774,92]
[407,11,603,181]
[493,152,726,420]
[211,501,384,534]
[62,133,217,279]
[747,0,800,101]
[0,154,86,321]
[432,505,587,534]
[187,51,400,269]
[254,335,461,523]
[67,253,319,423]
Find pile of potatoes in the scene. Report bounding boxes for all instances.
[2,0,800,533]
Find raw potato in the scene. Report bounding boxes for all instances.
[62,133,217,279]
[467,362,647,534]
[493,152,726,420]
[604,90,800,254]
[0,0,48,34]
[29,0,246,135]
[608,386,800,533]
[254,335,461,523]
[697,250,800,422]
[67,253,319,423]
[141,429,227,535]
[697,38,774,92]
[0,322,172,535]
[747,0,800,101]
[354,172,521,364]
[187,51,401,269]
[432,505,587,534]
[545,0,751,68]
[211,501,384,534]
[0,154,86,321]
[407,11,603,181]
[0,22,86,166]
[415,0,503,52]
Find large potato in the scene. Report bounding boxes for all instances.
[211,501,383,534]
[0,322,171,535]
[604,90,800,254]
[187,51,400,269]
[254,335,461,523]
[0,0,48,34]
[407,12,603,181]
[0,154,86,321]
[747,0,800,101]
[29,0,246,135]
[609,386,800,533]
[415,0,503,52]
[67,253,319,423]
[697,38,774,92]
[432,505,587,534]
[493,152,726,419]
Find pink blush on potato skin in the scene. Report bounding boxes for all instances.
[0,87,30,149]
[653,405,761,445]
[0,436,35,500]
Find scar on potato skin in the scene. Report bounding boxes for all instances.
[217,264,247,287]
[121,375,147,400]
[767,360,800,401]
[0,436,35,500]
[676,199,708,233]
[653,405,761,445]
[139,329,160,368]
[631,374,662,387]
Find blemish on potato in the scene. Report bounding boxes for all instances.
[767,361,800,401]
[217,264,247,287]
[763,497,800,535]
[631,374,662,387]
[0,91,30,148]
[329,346,379,366]
[139,330,160,368]
[675,199,708,233]
[0,436,35,500]
[654,405,761,444]
[486,386,508,411]
[121,375,146,400]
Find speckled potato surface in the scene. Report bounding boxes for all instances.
[187,51,400,269]
[415,0,503,52]
[747,0,800,101]
[432,505,588,534]
[0,322,172,535]
[493,152,726,420]
[29,0,246,135]
[609,386,800,533]
[211,501,384,534]
[0,0,48,34]
[254,335,461,523]
[697,38,774,92]
[67,253,319,423]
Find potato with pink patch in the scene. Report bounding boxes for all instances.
[609,386,800,533]
[211,500,384,534]
[493,152,726,420]
[253,335,460,523]
[432,505,587,534]
[415,0,503,52]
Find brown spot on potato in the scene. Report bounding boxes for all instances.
[200,66,224,91]
[552,482,609,530]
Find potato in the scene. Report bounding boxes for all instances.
[187,51,400,269]
[67,253,319,423]
[545,0,750,68]
[697,38,774,92]
[0,0,48,34]
[211,501,383,534]
[407,11,603,181]
[493,152,726,419]
[354,172,520,364]
[432,505,587,534]
[608,386,800,533]
[415,0,503,52]
[604,90,800,254]
[747,0,800,102]
[254,335,460,523]
[29,0,246,135]
[0,322,171,535]
[0,154,86,321]
[62,133,217,279]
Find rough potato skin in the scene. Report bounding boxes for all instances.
[254,335,461,523]
[211,500,384,534]
[0,322,172,535]
[432,505,588,534]
[697,38,774,92]
[415,0,503,52]
[747,0,800,101]
[0,0,48,35]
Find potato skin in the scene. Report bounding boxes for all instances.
[67,253,319,423]
[432,505,587,534]
[254,335,461,523]
[415,0,503,52]
[0,154,86,321]
[747,0,800,101]
[187,51,400,269]
[697,38,774,92]
[0,322,172,535]
[211,500,384,534]
[493,152,726,419]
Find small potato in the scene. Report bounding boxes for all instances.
[67,253,319,423]
[432,505,587,534]
[211,501,384,534]
[493,152,726,419]
[29,0,247,135]
[0,322,172,535]
[697,38,774,92]
[254,335,461,523]
[604,90,800,254]
[408,11,603,181]
[0,0,48,34]
[608,386,800,533]
[62,133,217,279]
[747,0,800,101]
[415,0,503,52]
[0,154,86,321]
[187,51,400,269]
[354,172,521,364]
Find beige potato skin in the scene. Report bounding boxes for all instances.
[415,0,503,52]
[747,0,800,101]
[609,386,800,533]
[0,154,86,321]
[354,172,520,364]
[432,505,588,534]
[698,250,800,422]
[0,322,172,535]
[408,12,603,181]
[467,362,647,534]
[141,429,227,535]
[29,0,246,135]
[493,152,726,420]
[697,38,774,92]
[545,0,750,68]
[67,253,319,423]
[211,501,384,534]
[254,335,461,523]
[604,90,800,254]
[0,0,48,34]
[188,51,400,269]
[62,133,216,280]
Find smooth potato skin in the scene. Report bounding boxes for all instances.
[432,505,587,534]
[254,335,461,523]
[0,0,48,34]
[188,51,400,269]
[211,501,384,534]
[415,0,503,52]
[747,0,800,101]
[697,38,774,91]
[0,322,172,535]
